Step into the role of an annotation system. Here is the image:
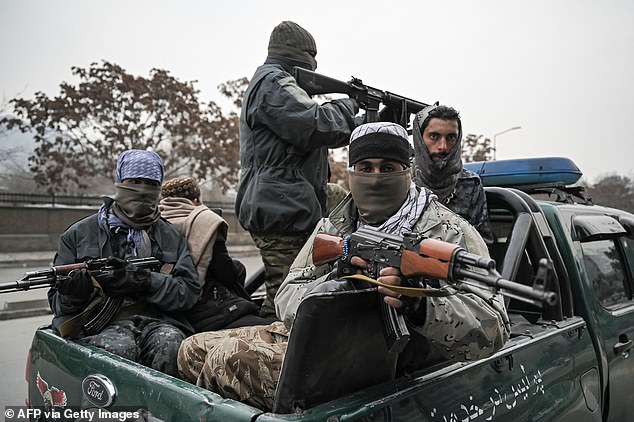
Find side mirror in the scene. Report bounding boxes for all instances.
[618,215,634,238]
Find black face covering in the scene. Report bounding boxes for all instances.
[265,54,315,75]
[349,170,411,226]
[112,183,161,229]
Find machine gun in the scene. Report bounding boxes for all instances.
[0,256,161,294]
[294,67,431,127]
[312,227,558,353]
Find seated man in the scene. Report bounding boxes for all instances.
[159,176,269,331]
[49,150,200,378]
[177,122,509,409]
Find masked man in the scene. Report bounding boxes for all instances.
[49,150,199,377]
[235,21,361,319]
[178,122,509,410]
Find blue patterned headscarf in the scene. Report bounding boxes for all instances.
[115,150,164,183]
[98,149,164,257]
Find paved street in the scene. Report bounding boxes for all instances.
[0,314,51,407]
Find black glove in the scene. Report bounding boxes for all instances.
[93,257,151,297]
[57,268,94,299]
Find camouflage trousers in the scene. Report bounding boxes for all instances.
[80,316,185,378]
[250,232,310,319]
[177,322,289,410]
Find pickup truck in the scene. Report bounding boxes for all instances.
[21,157,634,421]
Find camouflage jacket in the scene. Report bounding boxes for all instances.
[275,191,509,362]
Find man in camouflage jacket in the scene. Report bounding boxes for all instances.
[178,123,509,410]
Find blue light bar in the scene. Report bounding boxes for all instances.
[464,157,582,187]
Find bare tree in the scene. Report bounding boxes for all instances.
[586,174,634,213]
[462,134,493,163]
[1,61,246,194]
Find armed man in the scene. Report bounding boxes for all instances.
[234,21,362,320]
[48,149,199,378]
[178,122,509,410]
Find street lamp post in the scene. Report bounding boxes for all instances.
[492,126,521,160]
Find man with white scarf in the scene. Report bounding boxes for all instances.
[177,123,509,410]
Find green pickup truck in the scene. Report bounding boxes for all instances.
[23,157,634,421]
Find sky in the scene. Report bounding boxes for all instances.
[1,0,633,184]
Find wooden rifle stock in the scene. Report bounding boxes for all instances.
[312,233,346,266]
[313,230,557,307]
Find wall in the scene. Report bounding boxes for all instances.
[0,205,254,253]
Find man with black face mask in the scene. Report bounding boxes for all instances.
[277,122,506,335]
[235,21,362,319]
[177,123,509,410]
[48,149,199,378]
[412,104,494,243]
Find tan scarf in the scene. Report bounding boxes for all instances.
[159,197,227,289]
[349,170,411,226]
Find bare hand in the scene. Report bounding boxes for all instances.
[377,266,404,309]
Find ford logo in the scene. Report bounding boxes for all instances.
[81,374,116,407]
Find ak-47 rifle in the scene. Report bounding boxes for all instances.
[1,256,162,338]
[0,256,161,294]
[313,227,558,354]
[294,67,431,127]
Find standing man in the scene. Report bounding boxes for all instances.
[49,150,200,378]
[235,21,361,318]
[412,104,494,243]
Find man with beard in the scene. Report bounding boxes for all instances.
[412,104,494,243]
[234,21,361,319]
[177,122,509,410]
[48,150,199,378]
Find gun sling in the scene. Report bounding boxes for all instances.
[58,261,172,338]
[343,274,455,298]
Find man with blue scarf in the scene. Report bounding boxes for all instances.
[48,149,199,378]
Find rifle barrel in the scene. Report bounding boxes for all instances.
[455,267,557,306]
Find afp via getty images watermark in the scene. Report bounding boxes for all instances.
[4,406,142,421]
